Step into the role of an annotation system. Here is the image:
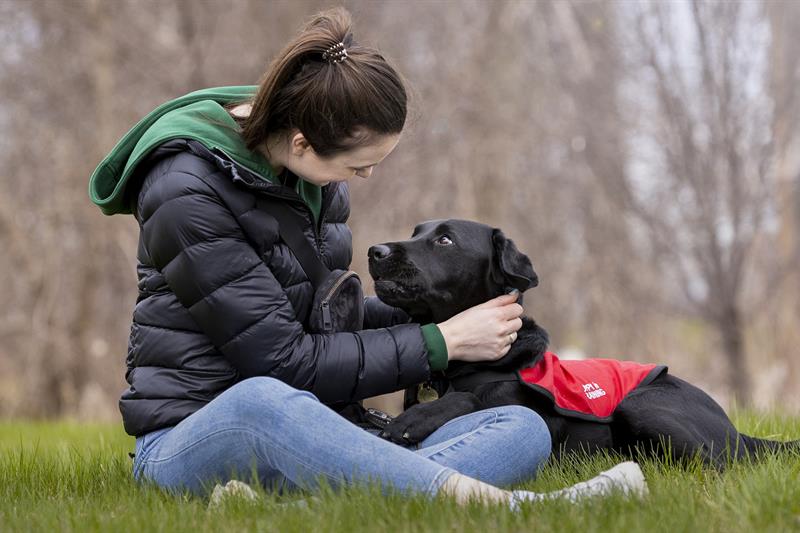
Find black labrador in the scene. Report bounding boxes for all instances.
[367,219,799,468]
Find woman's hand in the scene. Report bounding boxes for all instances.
[437,292,524,363]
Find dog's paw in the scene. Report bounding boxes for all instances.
[380,403,442,445]
[380,392,484,445]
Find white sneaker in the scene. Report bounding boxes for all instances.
[208,480,260,509]
[511,461,648,507]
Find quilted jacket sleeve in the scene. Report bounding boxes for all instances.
[138,163,431,403]
[363,296,410,329]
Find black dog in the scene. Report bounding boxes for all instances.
[368,219,799,468]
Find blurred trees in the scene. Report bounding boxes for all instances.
[766,0,800,404]
[0,0,797,419]
[616,0,784,404]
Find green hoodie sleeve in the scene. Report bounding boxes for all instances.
[421,323,448,371]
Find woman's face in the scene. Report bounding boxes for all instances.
[284,131,401,186]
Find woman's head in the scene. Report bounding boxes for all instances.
[239,7,407,180]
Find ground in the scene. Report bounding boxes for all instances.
[1,412,799,532]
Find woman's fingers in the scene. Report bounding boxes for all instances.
[504,317,523,335]
[498,343,512,358]
[437,290,526,362]
[474,291,519,309]
[497,304,524,321]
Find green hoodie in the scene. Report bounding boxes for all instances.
[88,86,321,220]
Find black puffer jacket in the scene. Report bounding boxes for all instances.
[121,139,430,436]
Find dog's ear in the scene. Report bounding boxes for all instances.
[491,229,538,292]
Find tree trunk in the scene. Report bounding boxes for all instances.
[716,303,750,406]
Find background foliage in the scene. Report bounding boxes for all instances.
[0,0,798,419]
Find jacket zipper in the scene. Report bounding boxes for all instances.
[247,179,329,251]
[206,144,329,250]
[320,271,359,332]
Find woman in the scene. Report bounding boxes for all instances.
[89,7,646,506]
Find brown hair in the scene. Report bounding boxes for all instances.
[237,7,407,157]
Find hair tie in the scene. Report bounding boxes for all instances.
[322,42,348,63]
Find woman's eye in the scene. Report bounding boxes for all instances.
[435,235,453,246]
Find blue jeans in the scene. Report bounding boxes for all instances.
[133,377,551,497]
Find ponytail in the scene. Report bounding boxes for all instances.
[239,7,407,157]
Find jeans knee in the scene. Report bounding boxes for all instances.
[237,375,293,396]
[499,405,552,472]
[222,376,316,424]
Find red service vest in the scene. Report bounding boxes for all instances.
[518,351,666,422]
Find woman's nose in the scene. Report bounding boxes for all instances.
[357,166,374,178]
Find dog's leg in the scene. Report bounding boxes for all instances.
[612,402,721,467]
[380,392,484,445]
[612,375,749,469]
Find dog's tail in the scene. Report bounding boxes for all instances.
[739,434,800,458]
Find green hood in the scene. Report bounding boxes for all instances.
[88,86,321,219]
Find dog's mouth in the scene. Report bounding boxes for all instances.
[373,279,402,296]
[370,260,426,302]
[373,274,420,298]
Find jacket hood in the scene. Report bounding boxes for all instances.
[88,86,320,216]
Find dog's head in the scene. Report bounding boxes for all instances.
[367,219,538,323]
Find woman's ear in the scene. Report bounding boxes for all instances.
[290,131,313,156]
[491,229,539,292]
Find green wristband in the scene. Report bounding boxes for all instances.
[421,323,448,371]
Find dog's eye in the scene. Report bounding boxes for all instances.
[435,235,453,246]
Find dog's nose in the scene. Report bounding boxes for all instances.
[368,244,392,261]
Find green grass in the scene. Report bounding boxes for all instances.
[1,413,799,532]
